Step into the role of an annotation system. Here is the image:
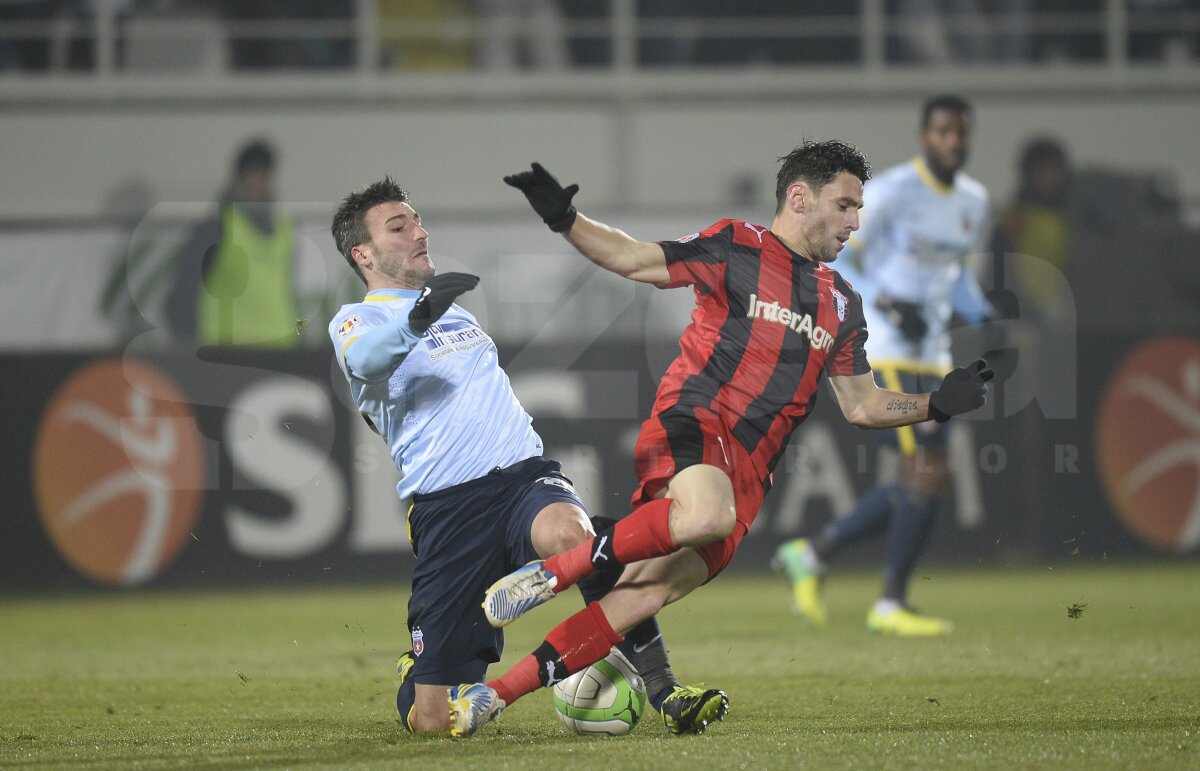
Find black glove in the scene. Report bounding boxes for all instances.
[877,295,928,342]
[503,162,579,233]
[928,359,995,423]
[409,272,480,334]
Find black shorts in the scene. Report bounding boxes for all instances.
[405,457,584,685]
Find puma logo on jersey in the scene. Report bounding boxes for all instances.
[746,293,835,351]
[742,222,768,242]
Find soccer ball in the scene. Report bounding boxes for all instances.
[552,648,648,736]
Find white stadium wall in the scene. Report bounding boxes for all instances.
[0,92,1195,223]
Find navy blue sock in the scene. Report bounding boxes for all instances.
[815,483,900,560]
[396,674,416,732]
[619,616,678,712]
[576,564,623,604]
[882,487,940,602]
[576,515,625,604]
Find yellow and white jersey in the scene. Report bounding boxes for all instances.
[839,156,991,370]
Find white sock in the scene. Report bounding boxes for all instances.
[873,598,902,615]
[802,543,824,572]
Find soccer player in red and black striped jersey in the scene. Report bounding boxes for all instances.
[448,141,994,737]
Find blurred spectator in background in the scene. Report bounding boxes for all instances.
[221,0,353,70]
[165,138,300,348]
[477,0,568,70]
[1128,0,1200,63]
[378,0,473,71]
[1067,156,1200,332]
[992,136,1072,320]
[0,0,54,71]
[691,0,857,67]
[889,0,1032,63]
[637,0,693,67]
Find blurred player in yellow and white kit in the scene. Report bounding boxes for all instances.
[776,95,993,636]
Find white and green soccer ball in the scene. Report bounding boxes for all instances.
[552,648,648,736]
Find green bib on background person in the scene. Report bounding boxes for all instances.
[197,205,297,347]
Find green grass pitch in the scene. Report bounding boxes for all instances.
[2,564,1197,769]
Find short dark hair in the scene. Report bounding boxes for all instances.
[921,94,972,128]
[234,138,275,175]
[775,140,872,213]
[332,176,410,280]
[1020,136,1068,176]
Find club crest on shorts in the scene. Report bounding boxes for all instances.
[831,289,848,322]
[537,476,575,494]
[411,626,425,657]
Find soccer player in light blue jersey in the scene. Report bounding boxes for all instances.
[328,178,712,733]
[776,96,994,636]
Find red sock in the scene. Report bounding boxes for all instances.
[486,653,541,707]
[544,498,675,592]
[611,497,676,563]
[488,602,623,706]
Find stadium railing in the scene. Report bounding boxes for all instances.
[0,1,1198,92]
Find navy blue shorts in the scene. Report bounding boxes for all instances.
[871,365,949,456]
[405,456,584,685]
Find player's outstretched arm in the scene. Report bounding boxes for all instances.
[504,162,668,285]
[828,359,993,428]
[408,272,480,334]
[341,273,479,382]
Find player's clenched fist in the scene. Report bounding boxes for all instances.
[503,162,579,233]
[409,272,480,334]
[928,358,994,422]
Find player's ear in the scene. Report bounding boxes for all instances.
[351,244,371,270]
[788,182,808,214]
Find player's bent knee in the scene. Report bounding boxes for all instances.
[542,519,592,556]
[665,464,737,545]
[532,503,594,557]
[672,498,736,545]
[694,503,736,542]
[555,519,593,551]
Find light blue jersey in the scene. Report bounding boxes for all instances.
[328,288,543,500]
[840,156,991,370]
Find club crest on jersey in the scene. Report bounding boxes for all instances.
[676,232,700,243]
[337,315,362,338]
[831,289,848,321]
[746,293,835,351]
[412,626,425,657]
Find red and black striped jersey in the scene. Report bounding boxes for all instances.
[655,219,871,480]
